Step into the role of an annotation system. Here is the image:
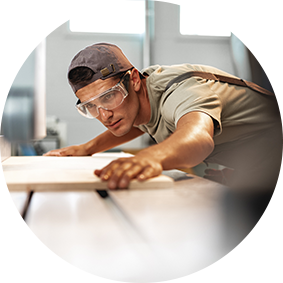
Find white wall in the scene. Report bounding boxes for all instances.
[152,2,234,73]
[45,22,144,148]
[44,1,235,148]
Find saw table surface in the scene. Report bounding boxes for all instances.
[3,154,234,282]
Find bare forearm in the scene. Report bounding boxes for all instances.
[84,127,144,155]
[137,128,214,170]
[44,127,144,157]
[136,112,215,170]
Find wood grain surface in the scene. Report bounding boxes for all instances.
[3,156,174,191]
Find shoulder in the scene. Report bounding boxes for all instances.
[143,64,196,98]
[143,64,196,81]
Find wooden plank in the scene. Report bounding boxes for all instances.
[0,135,11,162]
[2,156,173,192]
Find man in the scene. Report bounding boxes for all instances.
[44,42,282,192]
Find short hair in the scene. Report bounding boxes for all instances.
[68,67,94,85]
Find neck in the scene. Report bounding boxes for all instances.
[134,78,151,126]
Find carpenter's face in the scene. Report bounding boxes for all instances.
[76,75,140,137]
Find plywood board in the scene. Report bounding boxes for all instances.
[2,156,173,192]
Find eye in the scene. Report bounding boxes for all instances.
[103,93,115,101]
[85,103,96,109]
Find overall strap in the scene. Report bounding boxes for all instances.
[164,71,274,96]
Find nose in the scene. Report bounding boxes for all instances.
[98,107,113,121]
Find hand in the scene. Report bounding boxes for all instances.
[43,145,89,156]
[94,154,163,189]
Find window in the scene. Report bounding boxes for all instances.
[170,0,231,37]
[69,0,145,34]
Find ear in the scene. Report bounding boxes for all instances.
[130,68,142,92]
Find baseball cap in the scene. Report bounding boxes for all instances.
[68,43,134,93]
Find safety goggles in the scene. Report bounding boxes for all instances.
[75,70,131,119]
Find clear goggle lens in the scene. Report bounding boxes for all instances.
[76,71,130,119]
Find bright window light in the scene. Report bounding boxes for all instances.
[69,1,145,34]
[245,7,251,36]
[170,0,231,37]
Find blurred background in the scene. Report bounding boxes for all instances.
[0,0,273,173]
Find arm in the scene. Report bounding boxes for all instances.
[43,127,144,156]
[95,111,215,189]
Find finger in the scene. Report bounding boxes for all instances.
[44,149,70,156]
[116,174,131,189]
[119,160,162,189]
[43,150,53,156]
[60,149,75,156]
[106,163,141,189]
[95,158,130,180]
[94,169,103,177]
[43,150,61,156]
[100,167,118,181]
[137,166,158,181]
[99,160,123,181]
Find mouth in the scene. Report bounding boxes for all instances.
[107,119,122,129]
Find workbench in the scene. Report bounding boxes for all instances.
[3,154,242,282]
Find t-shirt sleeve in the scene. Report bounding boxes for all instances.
[162,78,223,136]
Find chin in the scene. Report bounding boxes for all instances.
[110,127,131,137]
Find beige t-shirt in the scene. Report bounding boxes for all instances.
[137,64,281,166]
